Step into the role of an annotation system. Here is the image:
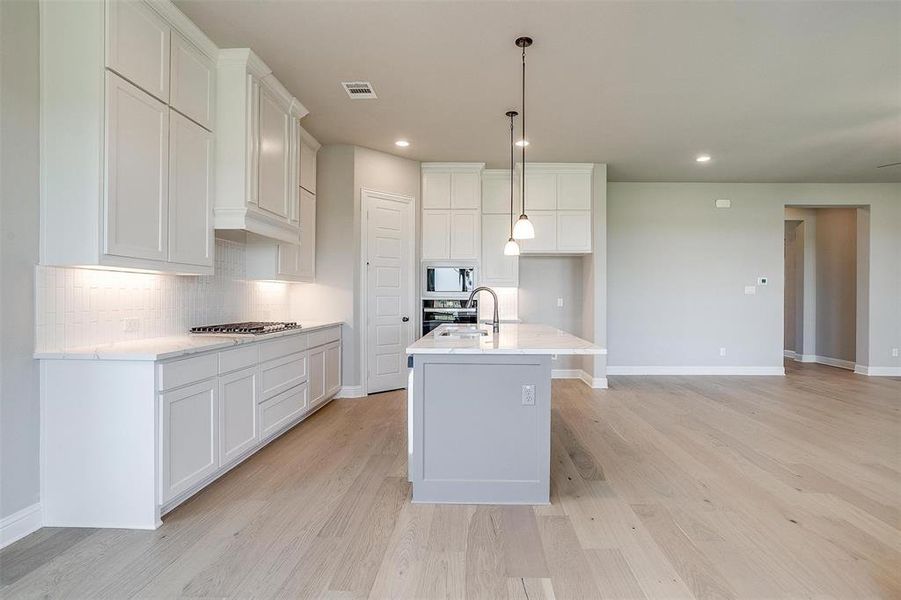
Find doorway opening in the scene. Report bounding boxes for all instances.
[783,206,870,372]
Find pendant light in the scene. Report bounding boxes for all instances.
[512,36,535,240]
[504,111,521,256]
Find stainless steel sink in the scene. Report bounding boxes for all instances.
[436,325,490,339]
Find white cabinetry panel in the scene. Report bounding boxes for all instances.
[161,379,218,502]
[257,86,290,218]
[308,345,326,407]
[556,172,592,209]
[325,342,341,398]
[422,210,451,259]
[104,72,169,262]
[168,110,213,267]
[520,211,557,254]
[422,172,451,209]
[451,172,480,209]
[218,367,259,466]
[450,211,479,259]
[524,172,556,210]
[480,214,518,287]
[299,138,317,193]
[297,188,316,280]
[556,211,592,252]
[519,164,593,254]
[170,32,215,130]
[106,0,170,101]
[260,383,308,440]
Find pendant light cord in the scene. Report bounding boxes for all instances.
[521,43,527,218]
[510,114,515,237]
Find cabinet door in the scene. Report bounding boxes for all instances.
[218,367,259,466]
[168,111,213,267]
[451,172,480,209]
[422,172,451,209]
[556,211,592,252]
[257,86,289,218]
[450,210,479,259]
[308,345,326,408]
[170,32,214,130]
[297,189,316,280]
[260,383,308,440]
[106,0,170,102]
[524,172,557,210]
[482,173,515,214]
[299,140,317,194]
[277,242,300,278]
[520,211,557,254]
[104,71,169,262]
[481,214,518,286]
[556,172,591,210]
[325,342,341,397]
[247,75,260,207]
[161,379,218,502]
[422,209,451,259]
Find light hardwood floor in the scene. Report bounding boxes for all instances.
[1,361,898,599]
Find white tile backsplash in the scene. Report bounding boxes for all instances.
[35,239,293,351]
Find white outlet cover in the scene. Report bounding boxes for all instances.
[892,348,899,357]
[720,347,727,356]
[715,198,731,208]
[522,384,536,406]
[557,297,564,308]
[744,285,757,295]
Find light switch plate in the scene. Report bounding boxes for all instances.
[715,199,731,208]
[892,348,899,358]
[744,285,757,295]
[557,297,564,308]
[522,384,536,406]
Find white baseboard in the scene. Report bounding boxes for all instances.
[854,365,901,377]
[796,354,817,363]
[783,349,798,359]
[607,366,785,376]
[0,503,42,549]
[336,385,365,398]
[551,369,608,389]
[810,355,855,371]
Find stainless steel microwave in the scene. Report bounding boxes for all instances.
[422,262,477,297]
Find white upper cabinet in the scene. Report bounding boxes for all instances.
[481,169,519,215]
[481,214,518,287]
[298,130,318,194]
[297,188,317,280]
[215,49,309,244]
[41,0,218,274]
[106,0,170,101]
[168,110,214,267]
[104,71,169,262]
[257,85,291,219]
[520,164,593,254]
[170,32,215,130]
[421,163,484,260]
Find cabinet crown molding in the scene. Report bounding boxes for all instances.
[516,162,595,174]
[422,162,485,173]
[147,0,218,60]
[297,123,321,150]
[218,48,272,79]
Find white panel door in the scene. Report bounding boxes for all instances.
[421,209,450,259]
[297,188,316,280]
[161,379,218,502]
[169,32,214,130]
[556,211,592,252]
[450,210,479,259]
[257,86,289,218]
[524,172,557,210]
[106,0,170,101]
[556,172,592,210]
[168,110,213,267]
[104,71,169,262]
[366,191,413,393]
[451,172,480,209]
[422,172,451,209]
[481,214,518,286]
[520,211,557,254]
[218,367,259,466]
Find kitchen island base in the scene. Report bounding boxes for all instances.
[409,353,551,505]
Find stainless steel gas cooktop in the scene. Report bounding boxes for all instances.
[189,321,300,335]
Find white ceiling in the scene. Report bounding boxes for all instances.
[176,0,901,182]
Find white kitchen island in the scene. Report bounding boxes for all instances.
[406,323,604,505]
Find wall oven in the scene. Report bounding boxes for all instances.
[422,262,477,299]
[422,298,479,336]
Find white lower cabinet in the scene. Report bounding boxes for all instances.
[260,383,308,441]
[218,367,259,467]
[309,340,341,409]
[325,343,341,398]
[161,379,218,503]
[308,344,326,406]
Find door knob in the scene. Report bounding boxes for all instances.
[402,317,410,322]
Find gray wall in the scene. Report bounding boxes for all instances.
[608,183,901,370]
[1,0,41,518]
[519,257,584,370]
[295,145,420,389]
[815,208,857,363]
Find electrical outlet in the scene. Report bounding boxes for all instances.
[521,384,536,406]
[892,348,899,358]
[744,285,757,295]
[122,318,140,333]
[720,347,727,357]
[557,297,564,308]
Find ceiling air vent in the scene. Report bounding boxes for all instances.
[341,81,377,99]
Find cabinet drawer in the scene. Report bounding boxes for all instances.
[260,334,308,362]
[307,326,340,348]
[219,345,259,375]
[158,353,218,391]
[260,352,307,400]
[260,383,308,440]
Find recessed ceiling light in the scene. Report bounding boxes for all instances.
[395,140,410,148]
[515,139,530,147]
[696,154,712,163]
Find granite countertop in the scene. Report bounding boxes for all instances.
[34,321,343,362]
[406,323,606,355]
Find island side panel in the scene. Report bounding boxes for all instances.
[411,353,551,504]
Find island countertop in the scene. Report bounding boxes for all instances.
[406,323,606,355]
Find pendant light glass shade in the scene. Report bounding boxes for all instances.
[503,237,521,256]
[512,215,535,240]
